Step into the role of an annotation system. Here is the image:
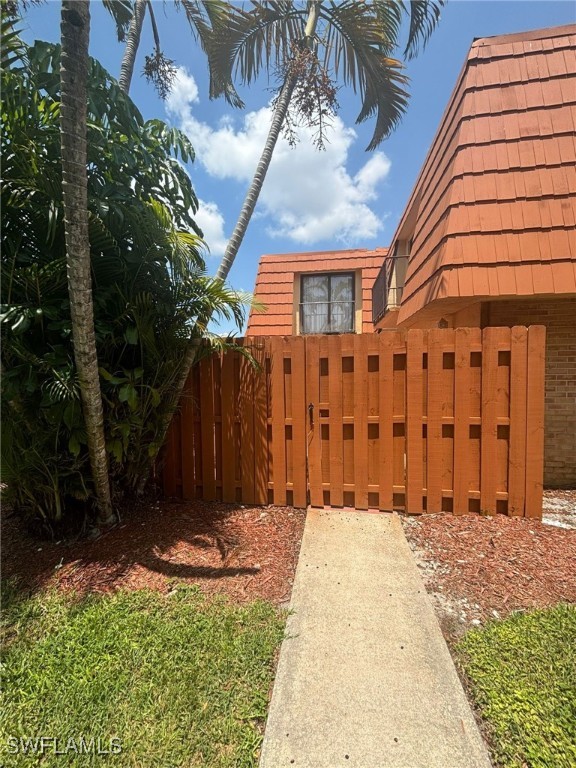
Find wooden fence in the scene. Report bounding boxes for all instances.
[163,326,546,517]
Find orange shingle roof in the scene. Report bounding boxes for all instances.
[246,248,387,335]
[388,24,576,326]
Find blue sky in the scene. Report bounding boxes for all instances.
[22,1,575,330]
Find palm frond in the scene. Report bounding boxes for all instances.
[322,1,409,149]
[1,13,27,71]
[206,0,305,107]
[102,0,134,42]
[397,0,445,59]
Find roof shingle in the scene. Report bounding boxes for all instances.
[374,24,576,325]
[246,249,387,335]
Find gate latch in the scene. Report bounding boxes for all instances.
[308,402,314,428]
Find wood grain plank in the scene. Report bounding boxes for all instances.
[270,337,287,505]
[191,364,203,497]
[353,334,369,509]
[454,328,479,514]
[239,347,255,504]
[200,355,216,500]
[180,369,196,500]
[406,329,425,514]
[220,350,236,503]
[427,328,447,513]
[163,418,178,497]
[480,327,509,515]
[525,325,546,519]
[508,326,528,516]
[305,335,323,508]
[252,339,269,504]
[340,335,355,501]
[291,336,308,508]
[378,332,395,510]
[328,335,344,507]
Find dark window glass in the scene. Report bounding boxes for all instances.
[300,273,354,334]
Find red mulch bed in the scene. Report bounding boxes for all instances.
[5,491,575,626]
[402,510,576,639]
[2,500,306,605]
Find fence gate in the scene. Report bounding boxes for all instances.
[163,327,545,517]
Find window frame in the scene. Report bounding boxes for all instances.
[299,271,356,335]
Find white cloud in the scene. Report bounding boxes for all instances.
[195,199,228,259]
[167,68,391,246]
[354,154,392,199]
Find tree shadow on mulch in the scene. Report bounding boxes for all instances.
[1,497,305,604]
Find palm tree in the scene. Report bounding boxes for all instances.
[146,1,444,488]
[60,0,114,524]
[118,0,146,93]
[117,0,230,98]
[209,0,445,281]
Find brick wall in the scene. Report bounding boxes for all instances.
[486,298,576,488]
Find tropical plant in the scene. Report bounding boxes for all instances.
[1,30,248,532]
[117,0,231,99]
[144,1,445,480]
[118,0,178,98]
[60,0,114,524]
[209,0,445,282]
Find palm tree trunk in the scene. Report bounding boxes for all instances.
[60,0,114,525]
[136,336,202,494]
[142,72,299,494]
[214,74,298,281]
[118,0,146,93]
[215,0,321,280]
[137,2,323,493]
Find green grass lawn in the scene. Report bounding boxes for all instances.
[1,584,284,767]
[457,604,576,768]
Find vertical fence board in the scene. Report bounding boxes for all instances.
[426,329,446,513]
[453,328,476,514]
[406,330,425,514]
[328,335,344,507]
[508,326,528,516]
[191,365,203,496]
[181,369,196,500]
[270,337,287,505]
[291,336,307,507]
[239,353,255,504]
[163,416,179,497]
[213,358,223,500]
[481,327,509,514]
[525,325,546,518]
[306,336,323,508]
[341,335,355,503]
[220,351,236,503]
[199,357,216,500]
[378,333,395,510]
[252,340,269,504]
[480,328,498,515]
[366,334,381,503]
[164,329,543,520]
[354,334,369,509]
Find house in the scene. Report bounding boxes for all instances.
[372,23,576,488]
[247,24,576,487]
[245,248,387,336]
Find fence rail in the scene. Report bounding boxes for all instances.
[163,327,545,517]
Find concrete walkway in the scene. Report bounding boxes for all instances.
[259,509,492,768]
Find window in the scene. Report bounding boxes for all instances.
[372,241,410,322]
[300,273,355,334]
[387,243,408,310]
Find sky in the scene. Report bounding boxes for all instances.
[21,0,575,331]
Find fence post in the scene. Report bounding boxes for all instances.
[525,325,546,518]
[406,329,425,514]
